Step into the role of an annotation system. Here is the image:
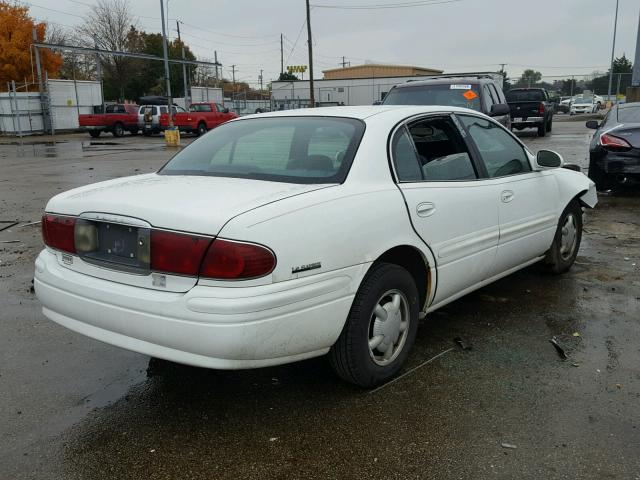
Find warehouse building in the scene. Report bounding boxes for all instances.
[271,63,443,109]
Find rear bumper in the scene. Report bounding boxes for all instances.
[592,154,640,174]
[35,249,367,369]
[511,116,544,127]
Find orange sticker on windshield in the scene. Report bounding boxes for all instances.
[463,90,478,100]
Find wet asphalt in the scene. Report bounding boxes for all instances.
[0,118,638,479]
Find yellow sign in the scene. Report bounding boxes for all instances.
[287,65,307,74]
[66,99,73,106]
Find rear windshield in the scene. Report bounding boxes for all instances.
[383,84,481,111]
[617,105,640,123]
[159,117,366,184]
[190,104,212,112]
[505,90,545,102]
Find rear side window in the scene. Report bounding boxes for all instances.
[383,84,481,112]
[459,115,531,177]
[160,117,365,184]
[392,117,477,182]
[190,104,212,112]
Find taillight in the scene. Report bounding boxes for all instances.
[539,103,545,115]
[150,230,212,276]
[42,214,76,253]
[199,239,276,280]
[600,133,632,151]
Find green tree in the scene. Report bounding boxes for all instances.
[517,69,542,86]
[588,55,634,95]
[278,72,299,81]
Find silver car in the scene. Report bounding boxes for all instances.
[138,105,186,135]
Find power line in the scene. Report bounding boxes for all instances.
[285,18,307,66]
[311,0,465,10]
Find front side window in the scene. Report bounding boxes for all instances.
[160,117,365,184]
[459,115,531,177]
[392,117,477,182]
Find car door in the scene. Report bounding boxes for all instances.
[391,114,501,305]
[458,114,559,276]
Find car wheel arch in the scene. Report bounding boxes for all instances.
[367,245,433,313]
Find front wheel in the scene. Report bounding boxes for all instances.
[544,201,583,274]
[88,130,100,138]
[329,262,419,388]
[112,122,124,137]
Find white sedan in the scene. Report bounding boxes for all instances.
[35,106,597,388]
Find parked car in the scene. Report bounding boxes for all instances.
[506,88,554,136]
[570,95,599,115]
[558,96,572,113]
[35,105,596,388]
[138,104,186,135]
[586,102,640,189]
[160,102,238,135]
[381,74,511,128]
[78,104,139,138]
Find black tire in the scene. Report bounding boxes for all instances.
[588,160,610,191]
[129,128,139,136]
[544,200,582,274]
[546,117,553,132]
[196,122,207,136]
[88,130,101,138]
[112,122,125,137]
[329,262,419,388]
[537,123,546,137]
[143,130,152,136]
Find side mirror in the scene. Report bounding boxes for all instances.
[490,103,510,116]
[223,107,230,113]
[536,150,563,169]
[585,120,599,129]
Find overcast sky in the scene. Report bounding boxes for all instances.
[30,0,640,88]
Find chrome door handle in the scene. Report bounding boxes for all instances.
[416,202,436,217]
[501,190,514,203]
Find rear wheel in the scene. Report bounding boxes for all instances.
[88,130,100,138]
[544,200,582,274]
[112,122,125,137]
[329,262,419,388]
[129,128,139,135]
[196,122,207,136]
[546,117,553,132]
[537,123,546,137]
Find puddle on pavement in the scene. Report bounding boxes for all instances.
[0,140,169,160]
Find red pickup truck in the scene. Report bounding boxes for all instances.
[79,104,139,138]
[160,102,238,136]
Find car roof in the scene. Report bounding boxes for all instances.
[393,77,486,88]
[245,105,483,121]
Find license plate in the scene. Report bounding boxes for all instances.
[76,221,150,272]
[513,117,523,123]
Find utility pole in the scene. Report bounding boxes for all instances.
[633,9,640,87]
[176,20,189,107]
[214,51,219,87]
[32,26,51,134]
[280,34,284,76]
[607,0,620,105]
[259,69,264,98]
[231,64,236,105]
[160,0,173,127]
[306,0,315,107]
[341,56,350,68]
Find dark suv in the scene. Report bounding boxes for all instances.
[381,74,511,128]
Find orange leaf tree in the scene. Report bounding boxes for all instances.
[0,2,62,90]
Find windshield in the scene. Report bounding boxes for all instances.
[617,105,640,123]
[505,90,545,102]
[159,117,366,184]
[383,84,481,111]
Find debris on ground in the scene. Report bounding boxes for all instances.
[501,443,517,449]
[549,337,568,360]
[453,336,472,351]
[0,221,19,232]
[1,240,20,244]
[572,332,581,337]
